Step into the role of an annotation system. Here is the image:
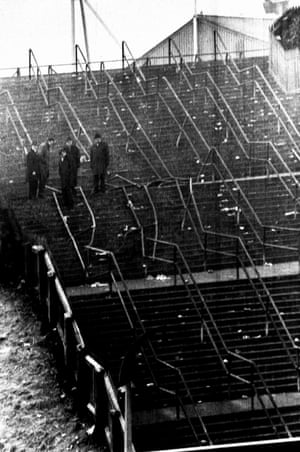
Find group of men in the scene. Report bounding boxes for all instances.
[26,133,110,208]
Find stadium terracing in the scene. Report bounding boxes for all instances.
[2,9,300,452]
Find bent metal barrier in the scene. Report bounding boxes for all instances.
[23,243,129,452]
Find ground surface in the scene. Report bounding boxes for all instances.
[0,283,103,451]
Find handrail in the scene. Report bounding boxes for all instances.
[143,184,159,258]
[146,236,290,438]
[168,38,194,91]
[162,75,300,244]
[158,92,200,161]
[168,38,193,77]
[50,85,92,147]
[28,49,91,160]
[52,191,88,279]
[206,69,300,172]
[108,97,161,179]
[182,177,300,381]
[200,148,300,254]
[122,40,146,96]
[205,80,300,193]
[75,44,98,99]
[254,81,300,161]
[29,48,49,105]
[254,64,300,138]
[76,186,96,248]
[210,31,300,157]
[86,245,211,446]
[122,186,145,257]
[104,68,174,179]
[43,248,129,448]
[5,109,29,156]
[237,63,300,140]
[122,41,146,82]
[162,76,210,151]
[142,184,290,434]
[0,89,32,152]
[204,83,300,206]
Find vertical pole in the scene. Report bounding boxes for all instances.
[236,238,240,280]
[122,41,125,71]
[124,385,132,452]
[168,38,172,66]
[29,49,32,80]
[75,45,78,74]
[71,0,76,63]
[173,246,177,286]
[263,227,266,266]
[79,0,90,63]
[213,31,217,61]
[204,232,207,271]
[193,9,198,63]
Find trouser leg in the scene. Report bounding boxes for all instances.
[62,187,74,208]
[93,174,99,192]
[29,178,38,199]
[39,177,46,197]
[100,173,106,192]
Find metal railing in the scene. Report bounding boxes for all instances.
[122,185,145,257]
[162,76,300,258]
[28,49,91,160]
[108,96,161,179]
[181,177,300,386]
[210,31,300,159]
[103,67,174,179]
[168,38,194,91]
[76,186,96,248]
[75,44,98,99]
[145,236,290,438]
[0,89,32,154]
[48,85,91,159]
[122,40,146,96]
[124,180,292,435]
[52,191,88,279]
[27,245,129,450]
[204,80,300,200]
[200,148,300,260]
[158,92,200,162]
[85,245,212,446]
[29,48,49,104]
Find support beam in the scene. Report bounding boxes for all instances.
[79,0,90,63]
[71,0,76,63]
[84,0,121,48]
[193,14,199,62]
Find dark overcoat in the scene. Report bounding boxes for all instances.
[26,149,40,182]
[58,154,72,189]
[90,141,109,175]
[66,144,80,186]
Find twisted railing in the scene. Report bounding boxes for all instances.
[145,236,291,439]
[86,245,212,446]
[52,191,88,279]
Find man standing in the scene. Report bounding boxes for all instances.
[58,148,73,209]
[65,137,81,195]
[90,133,109,193]
[26,144,40,200]
[38,137,54,197]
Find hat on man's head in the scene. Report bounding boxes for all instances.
[94,132,101,139]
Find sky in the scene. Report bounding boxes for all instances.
[0,0,299,72]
